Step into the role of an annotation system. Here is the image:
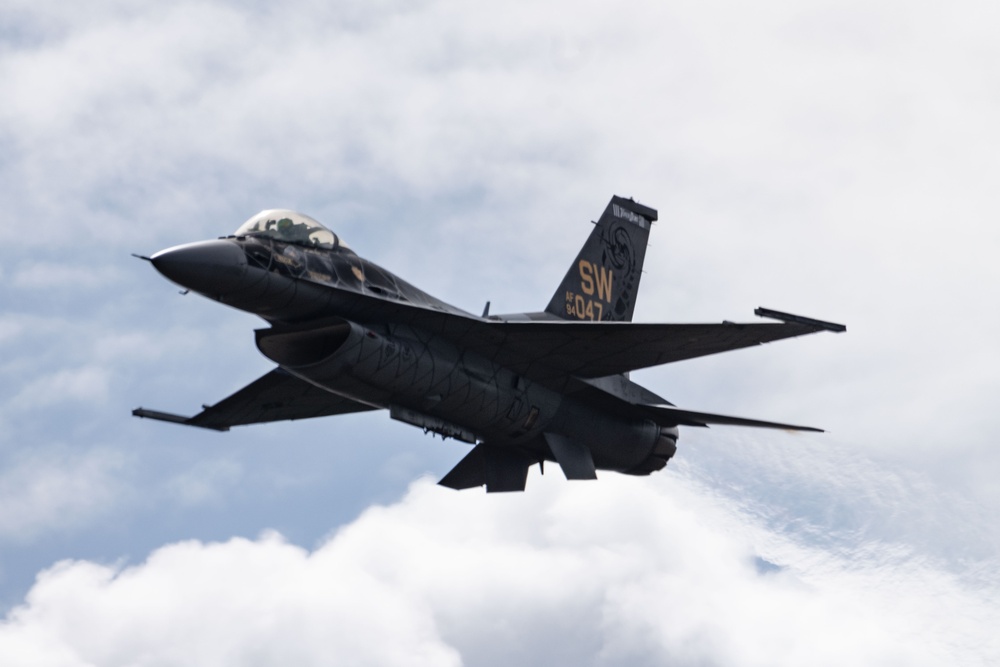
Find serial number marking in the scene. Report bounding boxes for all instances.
[564,291,604,321]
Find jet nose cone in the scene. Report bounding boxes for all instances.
[150,240,247,295]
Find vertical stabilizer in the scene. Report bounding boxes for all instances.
[544,196,655,322]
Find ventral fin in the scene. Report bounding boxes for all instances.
[438,444,533,492]
[544,433,598,480]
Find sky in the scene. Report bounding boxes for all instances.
[1,0,998,664]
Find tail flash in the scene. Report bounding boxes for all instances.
[545,196,655,322]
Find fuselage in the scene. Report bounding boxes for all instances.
[139,199,841,493]
[150,224,674,475]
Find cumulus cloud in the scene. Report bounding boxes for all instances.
[1,0,999,661]
[0,530,461,667]
[1,464,995,666]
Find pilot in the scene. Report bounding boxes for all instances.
[276,217,315,244]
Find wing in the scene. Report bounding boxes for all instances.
[295,283,843,380]
[460,320,837,381]
[133,368,378,431]
[333,291,843,380]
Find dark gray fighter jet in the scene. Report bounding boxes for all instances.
[134,197,844,492]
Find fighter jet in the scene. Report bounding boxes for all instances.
[134,196,844,492]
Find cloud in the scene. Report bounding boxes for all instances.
[0,448,129,543]
[677,430,1000,573]
[1,530,461,667]
[1,0,999,659]
[164,459,244,508]
[0,308,240,434]
[7,366,111,411]
[1,463,995,666]
[10,264,120,291]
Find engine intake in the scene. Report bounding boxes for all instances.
[256,320,355,367]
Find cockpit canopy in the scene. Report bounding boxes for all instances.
[234,210,351,251]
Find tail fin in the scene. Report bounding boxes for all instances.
[545,196,655,322]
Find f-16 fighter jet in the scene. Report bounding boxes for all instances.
[134,196,844,492]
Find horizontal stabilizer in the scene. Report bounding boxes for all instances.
[438,444,534,492]
[544,433,598,480]
[641,404,823,432]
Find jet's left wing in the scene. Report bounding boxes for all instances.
[286,283,844,381]
[335,292,845,381]
[133,368,377,431]
[459,311,845,382]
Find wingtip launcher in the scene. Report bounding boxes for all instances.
[132,407,230,431]
[754,307,846,333]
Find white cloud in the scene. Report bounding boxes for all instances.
[1,529,461,667]
[1,0,999,660]
[676,430,1000,569]
[0,314,65,349]
[0,320,25,348]
[8,366,111,411]
[0,448,129,543]
[1,465,995,666]
[164,459,243,507]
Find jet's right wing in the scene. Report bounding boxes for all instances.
[133,368,377,431]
